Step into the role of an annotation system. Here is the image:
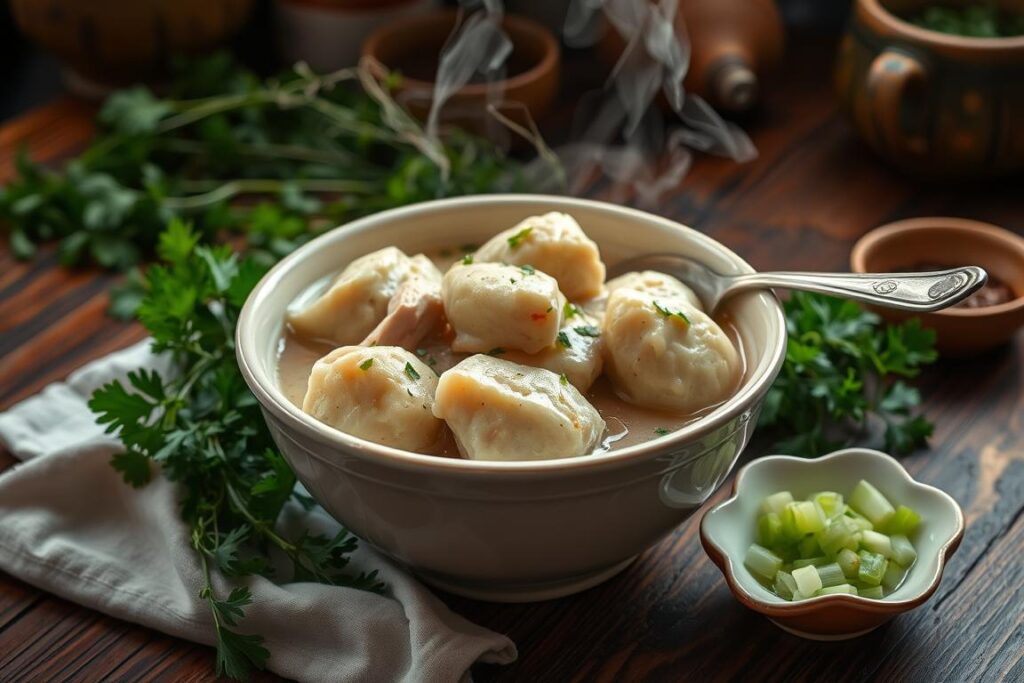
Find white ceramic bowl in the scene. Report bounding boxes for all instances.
[237,194,786,601]
[701,448,965,639]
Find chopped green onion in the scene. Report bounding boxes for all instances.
[758,513,784,547]
[792,564,822,597]
[837,548,860,580]
[849,480,895,527]
[890,534,918,566]
[882,562,908,591]
[507,227,533,249]
[358,358,373,371]
[744,544,784,580]
[857,550,887,587]
[815,562,847,588]
[774,570,798,600]
[761,491,794,516]
[883,505,922,535]
[816,584,858,596]
[858,585,885,599]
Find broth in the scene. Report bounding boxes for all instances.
[276,249,748,458]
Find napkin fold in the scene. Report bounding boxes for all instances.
[0,341,516,682]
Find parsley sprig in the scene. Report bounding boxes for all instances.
[758,292,938,457]
[89,222,384,679]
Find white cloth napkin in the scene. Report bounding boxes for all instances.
[0,341,516,682]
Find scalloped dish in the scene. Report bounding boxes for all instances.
[700,448,964,640]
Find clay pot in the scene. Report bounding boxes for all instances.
[361,10,560,131]
[275,0,437,72]
[836,0,1024,179]
[597,0,784,112]
[851,217,1024,356]
[9,0,254,97]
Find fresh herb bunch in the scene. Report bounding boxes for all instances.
[89,221,384,679]
[0,53,544,271]
[758,292,938,457]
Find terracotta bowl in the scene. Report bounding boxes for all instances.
[701,448,965,640]
[361,10,560,129]
[851,217,1024,356]
[237,194,786,602]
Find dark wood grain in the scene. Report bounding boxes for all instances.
[1,37,1022,683]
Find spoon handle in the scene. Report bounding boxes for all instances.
[727,267,988,312]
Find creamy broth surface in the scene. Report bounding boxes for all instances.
[277,249,747,458]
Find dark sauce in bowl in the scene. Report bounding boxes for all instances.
[915,263,1017,309]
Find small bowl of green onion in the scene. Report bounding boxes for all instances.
[700,448,964,640]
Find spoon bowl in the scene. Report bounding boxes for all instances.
[610,254,988,315]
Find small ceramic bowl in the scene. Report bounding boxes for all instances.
[238,194,786,602]
[700,448,964,640]
[851,217,1024,356]
[361,10,560,130]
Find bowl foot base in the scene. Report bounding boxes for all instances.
[770,620,880,641]
[417,555,638,603]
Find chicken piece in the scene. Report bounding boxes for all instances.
[362,255,444,350]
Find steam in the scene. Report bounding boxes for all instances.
[426,0,757,207]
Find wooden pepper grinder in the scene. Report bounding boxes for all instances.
[677,0,784,111]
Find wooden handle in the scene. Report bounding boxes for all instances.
[867,49,928,157]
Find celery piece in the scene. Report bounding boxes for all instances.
[860,530,894,558]
[774,570,798,600]
[859,585,885,599]
[882,561,909,591]
[816,584,858,596]
[792,556,829,568]
[816,562,847,588]
[837,547,860,579]
[798,534,822,559]
[784,500,826,536]
[817,517,859,557]
[792,564,823,597]
[890,534,918,567]
[813,491,844,519]
[771,544,800,563]
[844,509,874,532]
[761,491,795,516]
[849,480,895,527]
[884,505,922,536]
[745,543,784,580]
[857,550,888,587]
[758,512,784,547]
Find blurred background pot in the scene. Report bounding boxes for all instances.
[836,0,1024,179]
[9,0,254,97]
[362,9,560,132]
[596,0,784,112]
[275,0,436,72]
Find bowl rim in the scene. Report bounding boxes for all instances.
[236,194,787,475]
[851,217,1024,318]
[699,447,966,616]
[860,0,1024,51]
[361,9,560,97]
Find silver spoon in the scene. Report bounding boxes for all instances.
[609,255,988,314]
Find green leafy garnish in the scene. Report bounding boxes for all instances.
[519,264,536,275]
[359,358,374,371]
[574,325,600,337]
[461,254,474,265]
[758,292,938,457]
[560,373,569,386]
[89,222,385,679]
[654,427,671,436]
[487,347,507,356]
[653,300,690,326]
[556,331,572,348]
[507,227,533,249]
[404,362,420,381]
[563,302,579,319]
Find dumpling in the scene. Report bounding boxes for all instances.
[302,345,442,452]
[288,247,416,345]
[362,255,444,350]
[501,309,603,391]
[606,270,703,310]
[602,288,740,414]
[432,355,605,461]
[473,212,605,300]
[442,262,565,354]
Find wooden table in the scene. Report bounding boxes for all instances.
[2,38,1023,682]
